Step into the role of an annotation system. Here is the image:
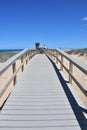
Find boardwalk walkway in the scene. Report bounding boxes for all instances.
[0,54,85,129]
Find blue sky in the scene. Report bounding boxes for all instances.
[0,0,87,49]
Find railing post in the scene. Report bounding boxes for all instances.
[12,62,16,86]
[26,52,28,64]
[53,51,55,61]
[29,51,32,60]
[61,55,63,71]
[48,51,51,59]
[28,51,30,61]
[21,56,24,72]
[69,61,73,84]
[54,50,56,62]
[55,51,58,64]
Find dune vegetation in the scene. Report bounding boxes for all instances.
[0,51,19,63]
[64,48,87,56]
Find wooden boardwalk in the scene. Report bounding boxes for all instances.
[0,54,85,130]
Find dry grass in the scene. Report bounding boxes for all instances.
[0,51,19,62]
[64,48,87,56]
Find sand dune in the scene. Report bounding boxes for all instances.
[72,54,87,65]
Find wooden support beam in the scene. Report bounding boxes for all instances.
[12,62,16,86]
[21,56,24,72]
[61,55,63,71]
[69,61,73,84]
[26,52,28,64]
[55,52,58,64]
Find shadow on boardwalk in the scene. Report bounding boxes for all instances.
[47,56,87,130]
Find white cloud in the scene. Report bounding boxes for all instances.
[82,17,87,21]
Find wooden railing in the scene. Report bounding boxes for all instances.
[46,49,87,98]
[1,48,87,108]
[0,49,37,108]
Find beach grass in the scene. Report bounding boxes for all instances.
[64,48,87,56]
[0,51,20,62]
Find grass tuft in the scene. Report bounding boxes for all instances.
[64,48,87,56]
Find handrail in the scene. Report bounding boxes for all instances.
[46,49,87,98]
[56,49,87,75]
[0,49,37,108]
[0,49,28,75]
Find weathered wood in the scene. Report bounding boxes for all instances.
[0,54,81,130]
[69,61,73,84]
[0,49,28,75]
[46,49,87,97]
[61,55,63,71]
[0,49,37,108]
[56,49,87,75]
[55,52,58,64]
[26,52,28,64]
[12,63,16,85]
[21,56,24,72]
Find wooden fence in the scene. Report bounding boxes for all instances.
[0,49,37,108]
[1,48,87,108]
[46,49,87,99]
